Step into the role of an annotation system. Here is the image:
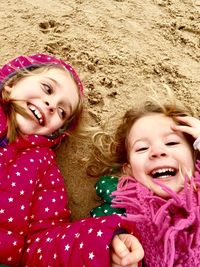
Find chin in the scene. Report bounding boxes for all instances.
[152,183,183,198]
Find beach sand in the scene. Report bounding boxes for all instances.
[0,0,200,220]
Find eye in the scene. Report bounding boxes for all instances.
[58,107,67,120]
[166,141,179,146]
[135,147,148,152]
[42,83,52,94]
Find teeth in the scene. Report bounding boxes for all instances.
[151,167,176,179]
[152,168,175,175]
[28,104,44,125]
[34,109,42,118]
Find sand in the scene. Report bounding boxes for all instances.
[0,0,200,220]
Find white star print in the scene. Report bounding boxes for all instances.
[89,252,95,260]
[45,207,49,212]
[80,242,84,249]
[8,197,13,202]
[88,228,93,234]
[0,209,5,214]
[16,172,21,176]
[8,217,13,222]
[97,230,103,237]
[65,244,70,251]
[75,233,80,238]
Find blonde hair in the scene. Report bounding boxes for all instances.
[87,92,198,177]
[1,64,83,142]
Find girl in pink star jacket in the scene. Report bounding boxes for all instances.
[88,92,200,267]
[0,54,143,267]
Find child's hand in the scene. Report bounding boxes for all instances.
[110,234,144,267]
[172,116,200,139]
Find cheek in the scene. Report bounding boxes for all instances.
[183,154,195,173]
[129,158,145,178]
[49,117,64,132]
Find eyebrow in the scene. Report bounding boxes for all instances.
[45,77,73,115]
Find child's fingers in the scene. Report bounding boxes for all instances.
[176,116,200,129]
[112,235,130,258]
[120,235,144,265]
[111,234,144,266]
[111,249,123,265]
[172,124,200,139]
[176,116,199,126]
[172,116,200,138]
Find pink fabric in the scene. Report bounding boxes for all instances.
[0,104,136,266]
[112,168,200,267]
[0,56,136,266]
[0,54,83,95]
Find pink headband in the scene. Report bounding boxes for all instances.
[0,53,84,95]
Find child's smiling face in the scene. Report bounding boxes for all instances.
[124,113,194,197]
[5,68,79,136]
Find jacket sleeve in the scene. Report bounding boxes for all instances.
[21,149,136,267]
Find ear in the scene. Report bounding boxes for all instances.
[122,163,133,176]
[4,85,12,93]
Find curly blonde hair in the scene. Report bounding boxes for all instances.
[1,64,83,142]
[87,92,198,177]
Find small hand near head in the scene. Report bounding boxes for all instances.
[172,116,200,139]
[111,234,144,267]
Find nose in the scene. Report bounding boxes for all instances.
[45,101,54,113]
[149,146,168,159]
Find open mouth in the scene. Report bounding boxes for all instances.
[28,104,45,126]
[150,168,177,179]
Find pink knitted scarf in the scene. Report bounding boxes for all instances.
[112,160,200,267]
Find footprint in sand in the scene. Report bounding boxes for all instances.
[39,20,59,33]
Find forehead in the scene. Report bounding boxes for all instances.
[128,113,176,140]
[38,68,75,82]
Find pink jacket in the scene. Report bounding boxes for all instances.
[0,105,135,266]
[112,166,200,267]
